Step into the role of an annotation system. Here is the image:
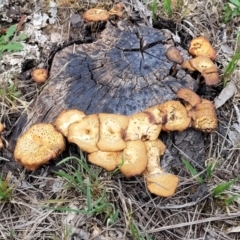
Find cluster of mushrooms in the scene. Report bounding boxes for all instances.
[14,88,218,197]
[166,36,219,86]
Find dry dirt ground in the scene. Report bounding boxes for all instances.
[0,0,240,240]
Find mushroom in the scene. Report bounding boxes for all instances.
[181,60,196,72]
[189,56,219,86]
[0,123,5,149]
[83,8,110,22]
[177,88,201,107]
[0,123,5,133]
[109,3,125,18]
[88,150,122,171]
[117,140,148,177]
[31,68,48,83]
[165,46,184,76]
[191,99,218,132]
[54,109,86,137]
[160,100,191,132]
[124,112,162,141]
[189,36,216,60]
[14,123,66,171]
[97,113,128,152]
[67,114,100,153]
[0,138,3,149]
[144,140,179,197]
[144,104,165,124]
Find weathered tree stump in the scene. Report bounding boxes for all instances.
[9,23,205,167]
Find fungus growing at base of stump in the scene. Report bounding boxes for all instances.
[14,123,66,171]
[31,68,48,83]
[83,8,110,22]
[117,140,148,177]
[67,114,100,153]
[124,112,162,141]
[144,140,179,197]
[191,99,218,132]
[160,100,191,132]
[97,113,128,152]
[189,36,216,60]
[54,109,86,137]
[88,150,122,171]
[177,88,202,107]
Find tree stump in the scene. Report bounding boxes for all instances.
[9,23,205,167]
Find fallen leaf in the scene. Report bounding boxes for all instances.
[214,80,237,108]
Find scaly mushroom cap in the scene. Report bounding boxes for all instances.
[177,88,202,107]
[54,109,86,137]
[83,8,110,22]
[88,150,122,171]
[117,140,147,177]
[144,140,179,197]
[165,46,184,65]
[191,99,218,132]
[181,60,196,72]
[31,68,48,83]
[189,36,216,60]
[68,114,100,153]
[97,113,128,152]
[144,104,165,124]
[0,123,5,133]
[124,112,162,141]
[160,101,191,132]
[14,123,66,171]
[189,56,218,74]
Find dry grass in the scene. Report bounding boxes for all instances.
[1,0,240,239]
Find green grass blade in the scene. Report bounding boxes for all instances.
[213,176,239,197]
[86,177,92,211]
[163,0,172,17]
[225,194,240,205]
[182,159,204,183]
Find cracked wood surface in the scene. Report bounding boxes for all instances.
[9,23,205,166]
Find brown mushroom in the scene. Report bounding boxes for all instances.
[144,140,179,197]
[160,100,191,132]
[117,140,148,177]
[144,104,165,124]
[88,150,122,171]
[166,46,184,76]
[191,99,218,132]
[67,114,100,153]
[0,123,5,133]
[0,138,3,149]
[83,8,110,22]
[124,112,162,141]
[31,68,48,83]
[181,60,196,72]
[177,88,202,107]
[97,113,128,152]
[14,123,66,171]
[109,3,125,18]
[54,109,86,137]
[189,36,216,60]
[189,56,219,86]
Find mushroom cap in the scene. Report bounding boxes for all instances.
[145,172,179,197]
[31,68,48,83]
[202,72,220,86]
[68,114,100,153]
[191,100,218,132]
[144,104,165,124]
[54,109,86,137]
[83,8,110,22]
[160,100,191,132]
[109,3,125,17]
[88,150,122,171]
[189,56,218,74]
[124,112,162,141]
[0,123,5,133]
[0,138,3,149]
[165,46,184,64]
[14,123,66,171]
[97,113,128,152]
[189,36,216,60]
[181,60,196,72]
[117,140,148,177]
[177,88,202,107]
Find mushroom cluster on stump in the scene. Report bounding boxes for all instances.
[13,88,218,197]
